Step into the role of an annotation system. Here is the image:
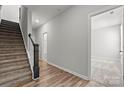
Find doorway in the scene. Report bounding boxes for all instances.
[90,6,123,87]
[42,32,47,61]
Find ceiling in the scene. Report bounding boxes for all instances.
[24,5,72,29]
[91,7,123,30]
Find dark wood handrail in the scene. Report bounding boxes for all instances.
[28,33,35,45]
[28,33,39,79]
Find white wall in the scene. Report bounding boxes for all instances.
[19,6,33,74]
[20,6,28,46]
[35,5,114,79]
[0,5,2,23]
[91,24,121,62]
[1,5,20,22]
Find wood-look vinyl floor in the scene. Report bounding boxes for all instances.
[21,60,89,87]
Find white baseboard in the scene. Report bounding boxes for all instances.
[46,61,89,80]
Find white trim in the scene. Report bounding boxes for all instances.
[19,6,34,79]
[88,5,123,80]
[19,22,33,75]
[46,61,89,80]
[42,32,47,60]
[122,7,124,86]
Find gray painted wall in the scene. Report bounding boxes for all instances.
[35,5,114,78]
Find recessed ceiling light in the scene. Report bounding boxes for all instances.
[35,19,39,23]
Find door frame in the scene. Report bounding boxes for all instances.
[88,5,123,80]
[42,32,47,61]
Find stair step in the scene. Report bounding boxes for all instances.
[0,50,26,54]
[0,48,25,51]
[0,39,23,43]
[0,24,19,29]
[0,67,31,78]
[0,28,21,34]
[1,19,18,25]
[0,61,28,68]
[0,47,25,50]
[0,45,24,48]
[0,39,23,42]
[0,62,29,74]
[0,26,19,31]
[0,49,26,53]
[0,58,28,64]
[0,54,27,61]
[0,33,22,38]
[0,68,31,86]
[0,22,18,26]
[0,40,23,45]
[0,23,19,27]
[0,53,27,57]
[0,43,24,46]
[0,31,21,36]
[0,35,22,39]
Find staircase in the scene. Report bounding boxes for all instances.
[0,19,32,87]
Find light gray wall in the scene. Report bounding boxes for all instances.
[36,5,114,78]
[91,24,121,62]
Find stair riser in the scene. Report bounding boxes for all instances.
[0,47,25,50]
[0,45,24,49]
[1,20,18,24]
[0,44,24,46]
[0,31,21,36]
[0,61,28,68]
[0,52,26,56]
[0,58,28,64]
[0,48,25,51]
[0,36,22,39]
[0,41,23,44]
[0,29,21,34]
[1,21,18,25]
[0,51,26,54]
[0,64,29,74]
[0,38,23,41]
[0,25,19,30]
[0,55,27,61]
[0,27,19,31]
[0,24,19,28]
[0,34,22,38]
